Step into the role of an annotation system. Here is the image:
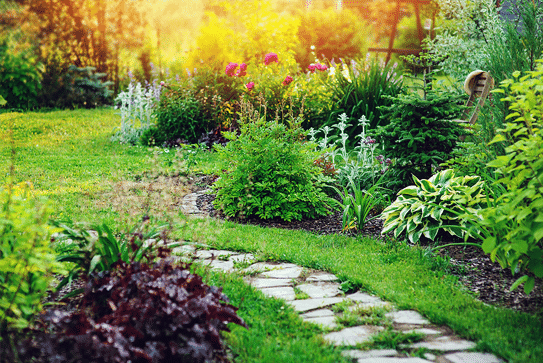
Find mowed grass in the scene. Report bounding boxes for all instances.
[1,108,542,363]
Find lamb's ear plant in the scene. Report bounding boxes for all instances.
[380,169,487,244]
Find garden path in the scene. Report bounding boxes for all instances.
[178,192,504,363]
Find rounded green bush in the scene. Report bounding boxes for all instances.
[212,117,337,222]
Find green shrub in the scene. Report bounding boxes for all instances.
[148,88,204,145]
[212,103,337,222]
[376,70,466,192]
[0,38,42,110]
[381,169,487,244]
[479,61,543,294]
[0,182,65,337]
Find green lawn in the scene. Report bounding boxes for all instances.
[1,108,542,363]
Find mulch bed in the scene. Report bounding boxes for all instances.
[196,190,543,316]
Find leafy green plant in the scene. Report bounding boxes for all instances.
[0,182,66,337]
[335,180,385,233]
[212,101,338,222]
[377,69,466,192]
[52,219,175,297]
[0,38,43,110]
[477,62,543,294]
[146,87,206,145]
[381,169,488,244]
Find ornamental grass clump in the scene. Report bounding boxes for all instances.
[212,99,338,222]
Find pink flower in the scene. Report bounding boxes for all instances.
[307,64,317,72]
[160,81,165,86]
[264,53,278,65]
[236,63,247,77]
[282,75,293,86]
[316,63,328,71]
[245,81,255,90]
[225,62,238,77]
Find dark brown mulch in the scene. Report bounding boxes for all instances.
[197,192,543,316]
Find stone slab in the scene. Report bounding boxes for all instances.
[386,310,430,325]
[403,328,442,336]
[248,278,292,289]
[297,283,341,298]
[436,352,504,363]
[260,286,296,301]
[408,336,476,352]
[261,266,304,279]
[347,292,389,306]
[324,325,384,346]
[306,272,339,282]
[357,358,432,363]
[300,309,335,318]
[290,297,346,312]
[302,315,338,329]
[207,260,235,272]
[341,349,398,360]
[195,249,238,260]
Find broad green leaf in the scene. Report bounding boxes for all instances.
[482,236,496,253]
[524,277,536,295]
[510,275,529,291]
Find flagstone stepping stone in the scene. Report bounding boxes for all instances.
[402,328,442,336]
[297,283,341,298]
[306,272,338,282]
[347,292,389,306]
[246,278,292,288]
[260,286,296,301]
[386,310,430,325]
[206,259,235,272]
[324,325,384,346]
[290,297,346,312]
[261,265,304,279]
[300,308,335,318]
[341,349,399,360]
[302,315,338,329]
[407,336,476,352]
[195,249,238,259]
[357,358,433,363]
[436,352,504,363]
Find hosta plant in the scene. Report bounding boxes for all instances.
[381,169,487,244]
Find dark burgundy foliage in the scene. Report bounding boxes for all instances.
[11,259,246,363]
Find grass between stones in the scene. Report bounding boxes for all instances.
[1,108,542,363]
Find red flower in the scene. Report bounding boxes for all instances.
[307,64,317,72]
[264,53,278,65]
[236,63,248,77]
[316,63,328,71]
[225,62,238,77]
[282,75,293,86]
[245,82,255,90]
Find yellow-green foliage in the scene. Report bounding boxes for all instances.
[0,182,65,334]
[184,12,240,70]
[481,58,543,294]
